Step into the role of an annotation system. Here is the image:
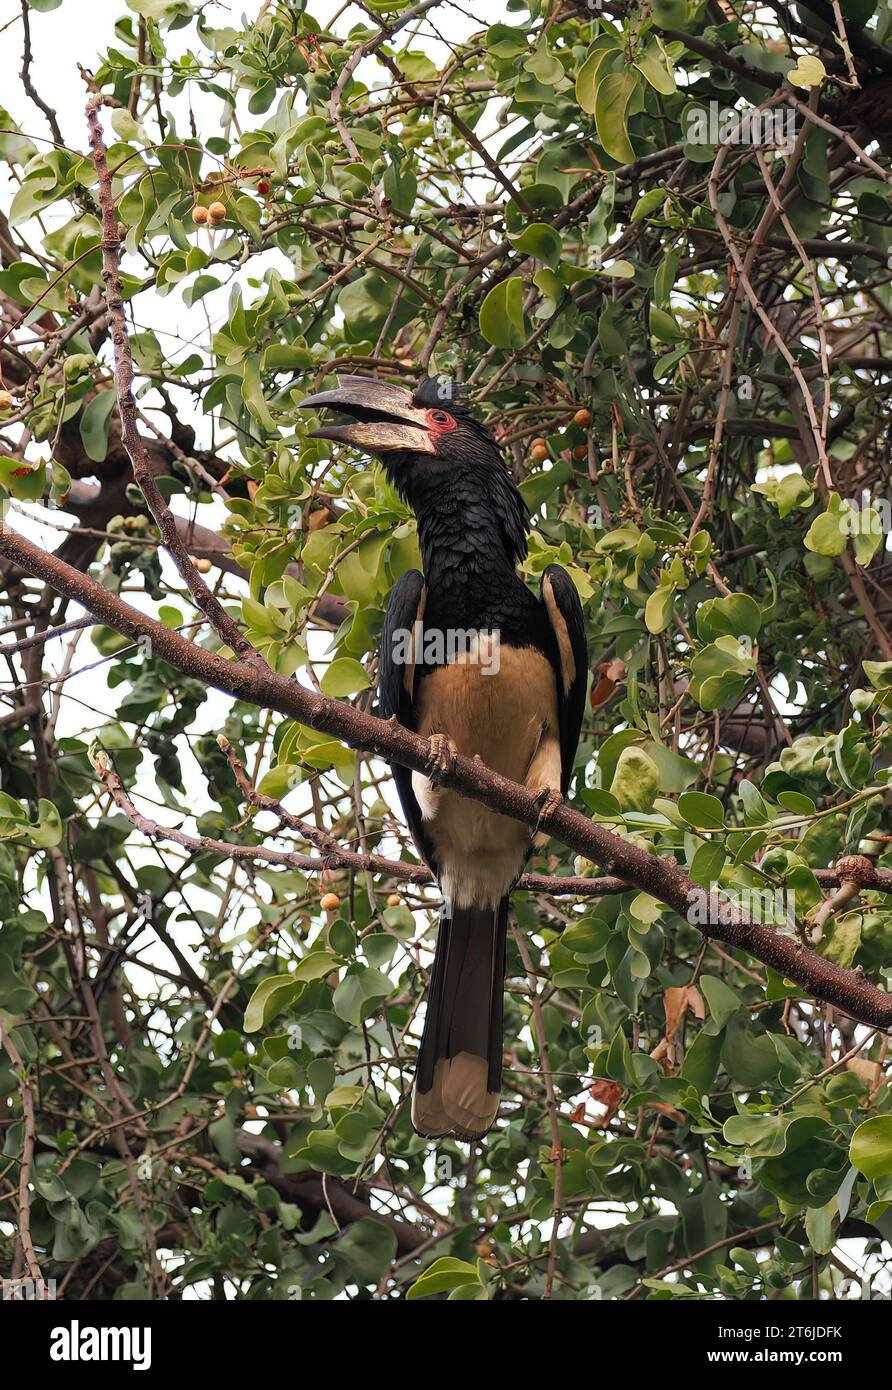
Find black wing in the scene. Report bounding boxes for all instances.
[540,564,588,795]
[378,570,439,874]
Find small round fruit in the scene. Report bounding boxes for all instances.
[573,407,592,426]
[189,555,212,573]
[386,894,401,908]
[531,444,549,463]
[0,390,13,411]
[257,179,270,195]
[192,205,209,225]
[531,436,546,449]
[320,892,341,912]
[573,444,587,461]
[208,200,227,222]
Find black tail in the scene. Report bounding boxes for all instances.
[411,897,508,1140]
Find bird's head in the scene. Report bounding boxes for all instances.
[301,374,494,466]
[300,374,528,564]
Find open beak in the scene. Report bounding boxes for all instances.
[300,375,435,456]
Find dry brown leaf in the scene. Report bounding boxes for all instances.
[644,1100,685,1125]
[663,984,705,1036]
[590,658,626,711]
[847,1057,885,1091]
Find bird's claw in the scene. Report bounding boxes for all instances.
[534,786,563,834]
[426,733,456,786]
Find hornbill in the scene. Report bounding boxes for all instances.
[300,376,588,1140]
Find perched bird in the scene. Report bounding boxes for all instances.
[300,376,587,1140]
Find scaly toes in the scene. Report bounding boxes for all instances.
[427,733,456,784]
[534,786,563,834]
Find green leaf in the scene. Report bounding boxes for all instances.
[510,222,563,268]
[332,966,392,1026]
[697,593,762,642]
[804,493,851,558]
[406,1257,482,1300]
[26,799,63,847]
[631,187,666,222]
[242,354,277,433]
[519,456,572,511]
[337,532,389,606]
[649,305,685,343]
[320,657,372,698]
[594,69,638,165]
[575,45,617,115]
[598,302,626,357]
[850,1116,892,1181]
[821,913,861,970]
[609,746,659,812]
[678,792,726,829]
[79,391,117,463]
[0,456,46,502]
[256,766,298,799]
[633,42,677,96]
[681,1029,723,1093]
[805,1201,835,1255]
[644,580,675,634]
[700,974,740,1029]
[864,660,892,690]
[243,974,300,1033]
[479,276,526,350]
[690,841,726,887]
[294,952,339,983]
[738,779,770,824]
[688,636,756,712]
[382,159,417,215]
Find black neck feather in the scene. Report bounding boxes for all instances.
[383,448,528,584]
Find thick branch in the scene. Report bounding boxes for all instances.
[1,520,890,1028]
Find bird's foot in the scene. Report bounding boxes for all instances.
[426,733,457,786]
[534,786,563,834]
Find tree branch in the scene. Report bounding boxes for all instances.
[1,519,890,1028]
[85,94,267,671]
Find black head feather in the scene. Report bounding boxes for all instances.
[385,378,529,569]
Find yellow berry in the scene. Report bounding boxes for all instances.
[531,444,549,463]
[320,892,341,912]
[573,408,592,426]
[0,390,13,410]
[386,893,401,908]
[208,200,227,222]
[192,205,209,225]
[189,555,212,573]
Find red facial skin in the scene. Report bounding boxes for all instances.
[425,408,457,441]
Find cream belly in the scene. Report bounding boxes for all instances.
[412,644,561,907]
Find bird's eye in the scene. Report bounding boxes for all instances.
[427,408,456,429]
